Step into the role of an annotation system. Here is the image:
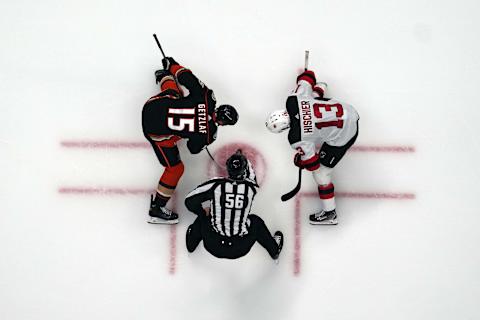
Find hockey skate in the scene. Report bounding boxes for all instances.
[147,195,179,224]
[309,209,337,225]
[273,231,284,262]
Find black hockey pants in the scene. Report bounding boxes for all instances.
[187,214,279,259]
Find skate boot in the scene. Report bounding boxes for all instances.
[147,195,179,224]
[273,231,284,262]
[309,209,337,225]
[186,224,202,253]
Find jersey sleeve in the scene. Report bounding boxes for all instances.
[292,80,314,97]
[291,140,320,171]
[169,64,205,98]
[291,70,316,97]
[184,179,218,215]
[291,140,316,161]
[186,120,217,154]
[286,96,301,145]
[245,159,259,186]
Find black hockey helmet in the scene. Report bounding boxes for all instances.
[215,104,238,126]
[226,150,248,180]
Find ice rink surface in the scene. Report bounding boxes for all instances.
[1,0,480,319]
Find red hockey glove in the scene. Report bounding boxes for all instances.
[294,153,321,171]
[294,153,305,169]
[297,70,316,87]
[162,57,179,70]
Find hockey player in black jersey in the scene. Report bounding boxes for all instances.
[142,57,238,224]
[184,150,283,261]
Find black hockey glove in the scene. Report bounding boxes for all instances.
[162,57,179,70]
[154,69,172,84]
[187,138,206,154]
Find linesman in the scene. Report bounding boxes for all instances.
[184,150,283,260]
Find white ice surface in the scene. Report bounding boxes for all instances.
[1,0,480,319]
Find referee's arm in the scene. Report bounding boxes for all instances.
[185,181,215,216]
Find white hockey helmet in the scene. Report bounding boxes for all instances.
[265,110,290,133]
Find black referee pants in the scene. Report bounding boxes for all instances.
[187,214,279,259]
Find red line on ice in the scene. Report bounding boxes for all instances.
[294,196,302,276]
[60,141,150,149]
[349,145,415,153]
[301,191,416,199]
[293,191,416,276]
[58,187,154,195]
[58,187,416,200]
[169,196,177,275]
[60,141,415,153]
[58,187,415,277]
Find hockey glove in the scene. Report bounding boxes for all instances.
[187,138,206,154]
[294,153,321,171]
[294,153,305,169]
[297,70,316,87]
[162,57,179,70]
[154,69,172,84]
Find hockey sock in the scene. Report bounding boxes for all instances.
[154,192,170,207]
[318,183,336,212]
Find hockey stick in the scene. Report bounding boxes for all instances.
[152,34,217,169]
[205,147,226,169]
[280,51,310,201]
[153,34,167,59]
[281,167,302,201]
[304,50,309,70]
[152,34,184,96]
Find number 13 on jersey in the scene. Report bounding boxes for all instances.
[313,103,344,129]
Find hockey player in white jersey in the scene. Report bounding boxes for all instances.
[266,69,359,224]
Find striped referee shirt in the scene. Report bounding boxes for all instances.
[185,174,258,237]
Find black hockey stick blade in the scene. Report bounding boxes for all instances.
[281,167,302,202]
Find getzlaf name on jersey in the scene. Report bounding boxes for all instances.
[286,82,359,164]
[142,66,218,154]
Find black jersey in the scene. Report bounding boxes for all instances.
[142,67,217,153]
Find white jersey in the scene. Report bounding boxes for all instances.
[287,80,359,161]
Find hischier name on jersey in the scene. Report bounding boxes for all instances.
[266,69,360,225]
